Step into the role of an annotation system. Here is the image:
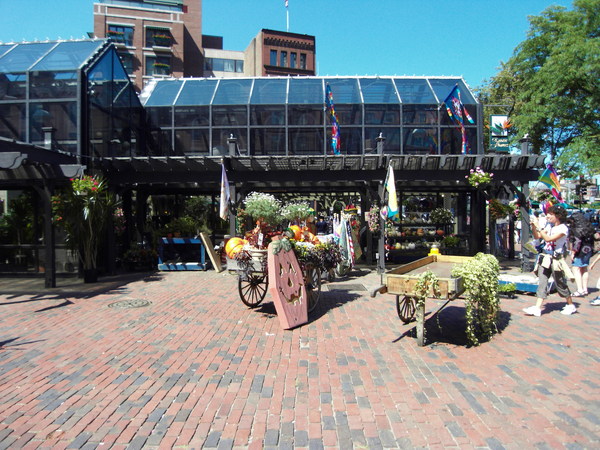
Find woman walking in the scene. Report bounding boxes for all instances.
[523,205,576,316]
[567,211,595,297]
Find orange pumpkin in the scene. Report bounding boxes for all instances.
[225,237,247,258]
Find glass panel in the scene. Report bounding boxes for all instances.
[143,79,183,106]
[30,71,77,99]
[288,77,322,104]
[289,128,323,155]
[365,127,401,154]
[394,78,436,104]
[0,73,26,99]
[0,103,25,141]
[30,101,77,142]
[174,129,210,155]
[212,105,247,126]
[288,105,322,125]
[403,128,438,154]
[175,78,218,105]
[147,106,172,127]
[403,105,438,125]
[119,53,134,74]
[429,78,477,104]
[324,78,361,103]
[335,127,362,155]
[359,78,399,104]
[31,41,103,71]
[270,50,277,66]
[440,127,477,154]
[334,104,362,125]
[280,51,287,67]
[250,78,287,104]
[212,79,252,105]
[108,25,134,46]
[174,106,209,126]
[300,54,306,70]
[250,105,285,126]
[0,42,55,73]
[212,128,247,155]
[0,44,15,59]
[250,128,286,155]
[364,104,400,125]
[290,53,297,69]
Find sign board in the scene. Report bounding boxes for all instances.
[200,232,223,272]
[490,115,510,152]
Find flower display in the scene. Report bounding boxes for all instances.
[429,207,453,224]
[466,167,493,188]
[366,205,380,233]
[243,192,282,226]
[280,202,313,223]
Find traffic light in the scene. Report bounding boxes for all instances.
[581,186,588,196]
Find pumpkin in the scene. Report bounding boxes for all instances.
[225,237,247,258]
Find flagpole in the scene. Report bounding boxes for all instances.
[286,1,289,32]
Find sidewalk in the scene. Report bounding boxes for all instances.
[0,259,598,449]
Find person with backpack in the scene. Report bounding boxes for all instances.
[567,211,596,297]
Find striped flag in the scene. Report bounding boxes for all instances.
[325,83,341,155]
[442,84,474,154]
[219,163,230,220]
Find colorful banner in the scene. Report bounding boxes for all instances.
[384,165,399,221]
[325,84,341,155]
[443,84,474,154]
[538,164,563,202]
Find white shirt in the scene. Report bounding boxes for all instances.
[542,222,568,254]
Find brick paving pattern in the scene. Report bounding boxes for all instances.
[0,262,599,449]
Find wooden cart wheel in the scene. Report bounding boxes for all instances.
[396,295,416,323]
[238,273,268,308]
[304,266,322,313]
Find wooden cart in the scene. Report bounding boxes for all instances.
[380,254,472,346]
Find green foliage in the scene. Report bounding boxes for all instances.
[498,282,517,293]
[52,175,118,270]
[482,0,600,174]
[280,202,313,223]
[2,191,40,245]
[429,208,453,224]
[451,253,501,346]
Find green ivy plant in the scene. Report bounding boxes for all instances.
[414,270,442,336]
[451,253,501,346]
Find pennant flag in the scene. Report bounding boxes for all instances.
[284,0,288,7]
[219,163,230,220]
[384,165,399,221]
[538,164,563,202]
[325,84,341,155]
[442,84,474,154]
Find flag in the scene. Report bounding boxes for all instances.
[219,163,230,220]
[384,165,399,221]
[284,0,288,7]
[442,84,474,154]
[538,164,563,202]
[325,84,341,155]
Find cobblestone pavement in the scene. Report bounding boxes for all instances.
[0,261,599,449]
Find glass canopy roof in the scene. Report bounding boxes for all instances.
[141,76,477,107]
[0,40,107,73]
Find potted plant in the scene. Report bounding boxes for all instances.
[153,34,172,46]
[242,192,282,249]
[122,243,157,271]
[498,282,517,298]
[280,201,313,224]
[441,235,461,254]
[466,166,494,189]
[52,175,118,282]
[429,207,453,225]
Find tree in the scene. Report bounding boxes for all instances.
[483,0,600,175]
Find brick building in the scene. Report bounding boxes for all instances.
[94,0,203,91]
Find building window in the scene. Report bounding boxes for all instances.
[204,58,244,73]
[280,51,287,67]
[145,28,172,47]
[290,53,297,69]
[119,53,134,75]
[270,50,277,66]
[300,53,307,70]
[107,25,134,46]
[146,55,171,76]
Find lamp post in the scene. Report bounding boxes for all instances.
[519,135,532,268]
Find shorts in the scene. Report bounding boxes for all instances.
[572,251,592,267]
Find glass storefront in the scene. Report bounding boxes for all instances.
[141,76,481,157]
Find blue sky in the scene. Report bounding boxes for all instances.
[1,0,573,88]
